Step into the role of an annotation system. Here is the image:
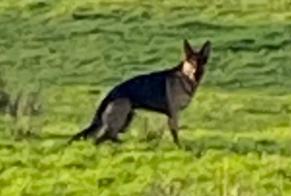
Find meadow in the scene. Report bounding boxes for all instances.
[1,0,291,195]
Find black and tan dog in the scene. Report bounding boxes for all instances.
[69,39,211,147]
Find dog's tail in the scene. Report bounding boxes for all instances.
[68,95,112,145]
[68,120,101,145]
[58,120,101,150]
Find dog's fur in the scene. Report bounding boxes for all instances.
[69,39,211,146]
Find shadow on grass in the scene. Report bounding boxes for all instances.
[42,133,73,140]
[183,135,291,157]
[4,130,291,159]
[32,132,291,158]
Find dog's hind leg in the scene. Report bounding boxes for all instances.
[95,127,123,145]
[119,111,135,133]
[95,98,133,145]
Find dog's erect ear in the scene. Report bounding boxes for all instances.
[199,40,211,65]
[184,39,195,60]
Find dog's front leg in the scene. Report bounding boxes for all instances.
[168,114,181,147]
[166,78,182,147]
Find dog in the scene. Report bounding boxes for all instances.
[69,39,211,147]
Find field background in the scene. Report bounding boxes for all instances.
[1,0,291,195]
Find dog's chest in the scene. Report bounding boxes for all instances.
[169,76,195,110]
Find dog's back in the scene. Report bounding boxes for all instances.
[105,67,176,113]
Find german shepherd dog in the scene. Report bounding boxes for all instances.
[69,39,211,147]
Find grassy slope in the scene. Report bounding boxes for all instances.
[1,0,291,195]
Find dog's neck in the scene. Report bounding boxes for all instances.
[171,62,198,95]
[175,62,197,84]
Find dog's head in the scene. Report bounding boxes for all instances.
[182,39,211,82]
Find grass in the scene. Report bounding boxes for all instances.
[1,0,291,195]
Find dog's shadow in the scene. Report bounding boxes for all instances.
[18,131,291,159]
[182,135,291,157]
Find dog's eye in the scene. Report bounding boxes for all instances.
[190,60,197,67]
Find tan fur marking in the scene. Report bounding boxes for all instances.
[103,102,114,118]
[182,60,197,81]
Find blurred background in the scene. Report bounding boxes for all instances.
[1,0,291,195]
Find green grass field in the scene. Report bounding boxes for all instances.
[1,0,291,195]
